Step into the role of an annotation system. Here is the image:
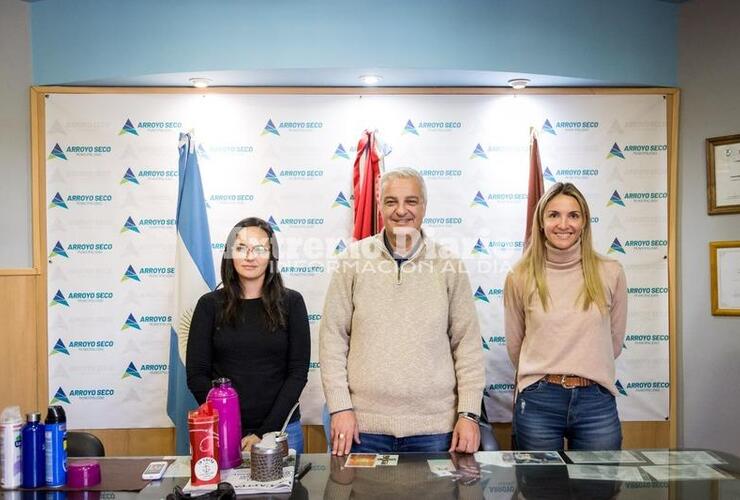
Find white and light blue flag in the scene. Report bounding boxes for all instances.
[167,132,217,454]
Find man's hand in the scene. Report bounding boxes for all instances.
[241,434,261,451]
[330,410,361,456]
[449,416,480,453]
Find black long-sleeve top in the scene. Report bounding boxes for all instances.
[186,288,310,437]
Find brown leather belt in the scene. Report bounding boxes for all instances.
[544,374,594,388]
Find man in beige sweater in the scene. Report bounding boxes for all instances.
[320,168,484,456]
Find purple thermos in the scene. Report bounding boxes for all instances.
[206,378,243,469]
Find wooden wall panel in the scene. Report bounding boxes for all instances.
[82,428,175,456]
[0,274,39,416]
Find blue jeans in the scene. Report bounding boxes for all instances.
[513,379,622,451]
[284,420,304,454]
[352,432,453,453]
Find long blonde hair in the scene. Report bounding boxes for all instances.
[512,182,607,312]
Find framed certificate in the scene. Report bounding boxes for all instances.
[710,241,740,316]
[706,134,740,214]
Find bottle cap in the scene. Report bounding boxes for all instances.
[67,460,101,487]
[45,405,66,424]
[26,412,41,423]
[211,377,231,387]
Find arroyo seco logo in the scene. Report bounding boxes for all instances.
[423,216,463,227]
[50,192,113,207]
[264,167,324,182]
[470,144,488,160]
[607,190,626,207]
[50,338,114,355]
[134,168,178,182]
[48,143,68,160]
[208,193,255,205]
[280,264,325,276]
[120,168,139,185]
[472,239,488,255]
[51,289,113,305]
[624,333,669,346]
[121,216,140,234]
[309,361,320,370]
[541,118,599,135]
[473,286,503,303]
[628,285,668,298]
[332,192,351,208]
[481,335,506,351]
[476,239,524,252]
[308,313,322,325]
[135,265,175,280]
[404,119,462,135]
[334,240,347,255]
[49,192,69,209]
[119,119,138,136]
[608,142,668,159]
[472,191,527,206]
[50,387,71,405]
[121,265,140,282]
[267,216,280,232]
[49,241,113,260]
[61,387,116,401]
[123,361,167,379]
[277,216,325,229]
[620,191,667,203]
[542,166,598,182]
[201,143,254,155]
[263,118,323,134]
[332,144,350,160]
[615,379,669,395]
[123,313,172,330]
[484,383,515,396]
[131,119,182,133]
[610,236,667,253]
[50,143,112,158]
[419,168,462,180]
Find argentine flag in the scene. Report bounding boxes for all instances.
[167,133,217,454]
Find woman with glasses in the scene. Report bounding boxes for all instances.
[504,183,627,451]
[186,217,310,452]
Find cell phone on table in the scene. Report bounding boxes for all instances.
[141,461,169,480]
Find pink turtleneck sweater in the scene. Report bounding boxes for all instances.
[504,242,627,395]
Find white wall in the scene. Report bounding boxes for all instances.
[0,0,32,267]
[678,0,740,456]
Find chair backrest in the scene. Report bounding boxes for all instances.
[478,399,500,451]
[67,431,106,457]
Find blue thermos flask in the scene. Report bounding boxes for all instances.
[22,412,45,488]
[44,406,66,487]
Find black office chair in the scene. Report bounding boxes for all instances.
[67,431,106,457]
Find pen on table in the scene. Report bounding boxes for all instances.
[296,462,312,480]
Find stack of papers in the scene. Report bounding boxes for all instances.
[183,465,295,495]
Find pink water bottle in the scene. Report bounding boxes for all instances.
[206,378,242,469]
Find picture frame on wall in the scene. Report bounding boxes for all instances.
[706,134,740,214]
[710,241,740,316]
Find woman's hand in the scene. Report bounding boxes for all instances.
[330,410,360,456]
[241,434,261,451]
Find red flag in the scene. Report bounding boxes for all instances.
[524,129,545,248]
[352,130,384,240]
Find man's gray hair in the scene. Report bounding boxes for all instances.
[379,167,427,204]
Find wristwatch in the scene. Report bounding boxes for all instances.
[458,411,480,423]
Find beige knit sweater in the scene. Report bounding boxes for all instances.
[319,232,484,437]
[504,242,627,396]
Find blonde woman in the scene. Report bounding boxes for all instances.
[504,182,627,450]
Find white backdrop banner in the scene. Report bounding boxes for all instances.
[45,93,669,428]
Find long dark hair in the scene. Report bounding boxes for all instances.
[218,217,286,331]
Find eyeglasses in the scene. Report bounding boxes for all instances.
[231,245,270,258]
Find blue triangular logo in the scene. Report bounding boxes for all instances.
[121,216,140,233]
[542,119,556,135]
[122,313,141,331]
[123,361,142,379]
[49,241,69,259]
[332,192,351,208]
[474,286,490,303]
[543,167,557,183]
[119,119,139,136]
[608,190,625,207]
[403,119,419,136]
[122,265,141,282]
[607,142,625,160]
[121,168,139,185]
[262,167,281,184]
[50,290,69,307]
[334,239,347,255]
[50,338,70,356]
[48,143,67,160]
[49,192,69,209]
[50,387,70,404]
[471,191,489,208]
[267,216,281,233]
[470,143,488,160]
[333,144,350,160]
[472,239,489,255]
[262,118,280,136]
[608,237,626,255]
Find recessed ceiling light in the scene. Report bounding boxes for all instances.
[507,78,530,89]
[189,77,212,88]
[359,74,383,85]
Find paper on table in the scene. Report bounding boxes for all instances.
[475,451,564,467]
[567,465,648,482]
[565,450,645,464]
[642,451,726,465]
[428,459,456,477]
[183,465,295,495]
[642,464,731,481]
